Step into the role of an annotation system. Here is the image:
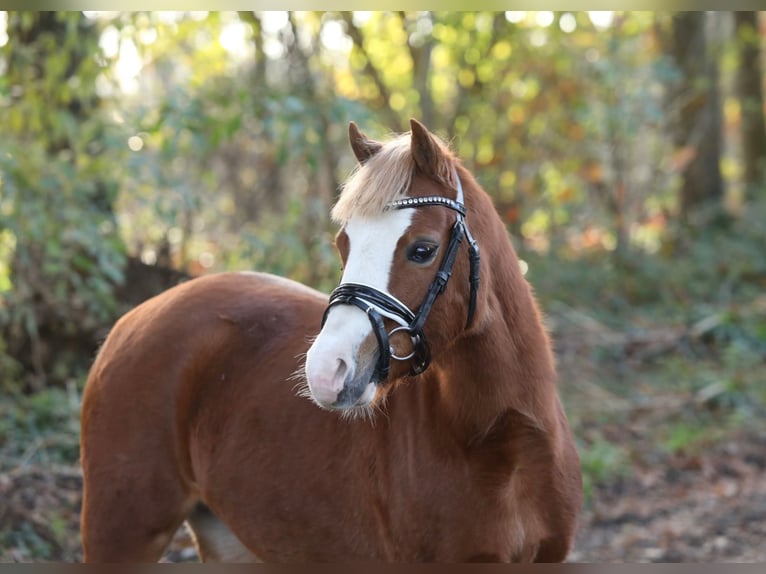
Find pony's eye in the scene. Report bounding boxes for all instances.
[407,243,438,264]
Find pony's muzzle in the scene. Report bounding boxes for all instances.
[307,358,348,406]
[305,305,382,409]
[304,346,380,410]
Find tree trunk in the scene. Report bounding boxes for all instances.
[400,12,435,127]
[670,12,725,217]
[340,11,403,130]
[734,11,766,195]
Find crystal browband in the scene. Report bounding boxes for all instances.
[387,196,466,215]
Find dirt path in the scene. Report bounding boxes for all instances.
[2,430,764,562]
[570,429,766,562]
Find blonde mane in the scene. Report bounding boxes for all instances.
[331,131,457,223]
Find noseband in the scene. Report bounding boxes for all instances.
[321,172,480,382]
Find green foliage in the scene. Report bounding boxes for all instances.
[0,144,126,322]
[111,12,374,289]
[221,195,341,293]
[0,386,81,468]
[527,195,766,326]
[545,196,766,501]
[0,12,127,387]
[661,419,715,454]
[1,521,54,560]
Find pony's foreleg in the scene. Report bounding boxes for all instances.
[80,471,196,562]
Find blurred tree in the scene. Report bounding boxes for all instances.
[575,13,679,259]
[734,11,766,195]
[5,9,763,389]
[401,12,435,127]
[335,12,580,245]
[114,12,363,289]
[339,11,404,130]
[668,12,724,218]
[0,12,125,389]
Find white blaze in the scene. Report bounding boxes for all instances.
[305,209,413,406]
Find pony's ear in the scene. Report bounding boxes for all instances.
[410,118,450,183]
[349,121,382,164]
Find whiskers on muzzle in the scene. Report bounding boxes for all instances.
[289,343,312,401]
[337,397,388,426]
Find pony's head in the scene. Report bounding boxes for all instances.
[305,119,481,411]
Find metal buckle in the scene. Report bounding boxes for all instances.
[388,325,418,361]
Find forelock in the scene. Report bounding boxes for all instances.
[331,135,413,223]
[331,131,457,223]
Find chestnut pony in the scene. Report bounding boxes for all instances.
[80,120,582,562]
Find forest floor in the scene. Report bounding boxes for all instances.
[1,300,765,562]
[570,427,766,562]
[1,426,764,562]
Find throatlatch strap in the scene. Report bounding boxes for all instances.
[408,221,465,335]
[465,226,480,328]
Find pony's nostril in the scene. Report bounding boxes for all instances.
[335,358,348,386]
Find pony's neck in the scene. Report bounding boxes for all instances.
[428,183,559,439]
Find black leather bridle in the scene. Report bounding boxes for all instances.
[321,172,480,382]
